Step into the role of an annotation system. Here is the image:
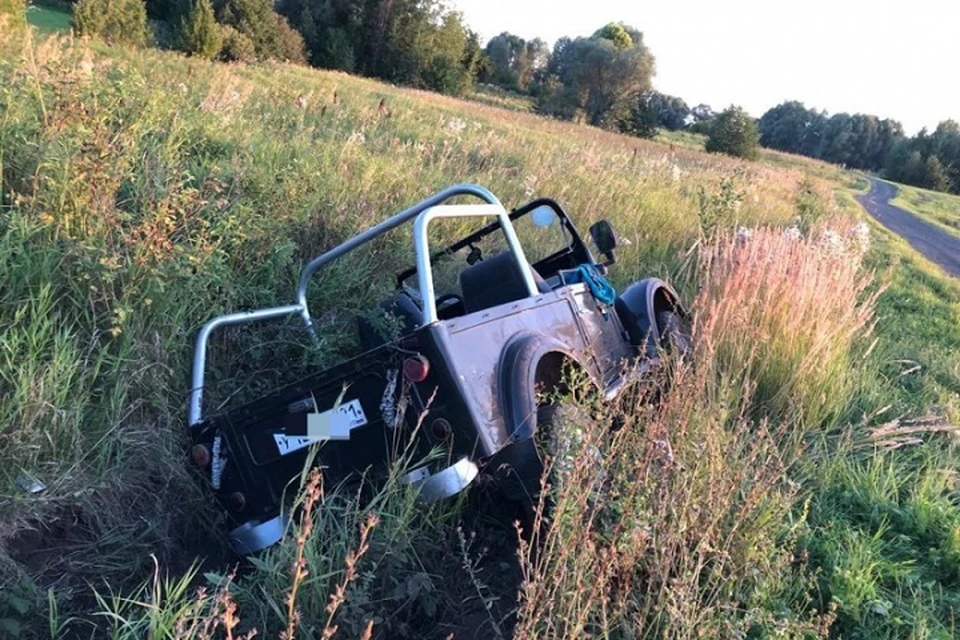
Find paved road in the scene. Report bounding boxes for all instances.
[856,177,960,277]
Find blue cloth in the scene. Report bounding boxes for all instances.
[577,264,617,306]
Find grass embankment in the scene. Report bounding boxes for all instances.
[890,181,960,239]
[24,2,71,34]
[1,28,959,638]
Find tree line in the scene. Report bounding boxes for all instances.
[45,0,485,95]
[757,101,960,194]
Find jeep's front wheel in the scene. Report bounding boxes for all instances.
[655,310,691,357]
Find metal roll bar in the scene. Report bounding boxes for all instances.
[189,184,505,427]
[414,203,537,324]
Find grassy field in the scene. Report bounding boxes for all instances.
[1,26,960,639]
[890,181,960,239]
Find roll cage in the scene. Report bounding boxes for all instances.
[188,185,579,427]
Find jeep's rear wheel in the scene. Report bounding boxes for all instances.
[534,402,600,496]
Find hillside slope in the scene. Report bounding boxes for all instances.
[1,29,959,639]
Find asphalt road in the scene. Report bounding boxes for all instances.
[856,177,960,278]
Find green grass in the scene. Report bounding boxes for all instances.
[890,181,960,239]
[25,3,71,34]
[467,83,535,113]
[862,219,960,420]
[654,127,706,150]
[2,29,960,639]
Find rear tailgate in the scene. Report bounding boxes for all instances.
[197,343,417,523]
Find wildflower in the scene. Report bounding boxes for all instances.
[783,226,802,241]
[821,229,845,252]
[445,116,466,135]
[522,174,538,198]
[346,130,366,146]
[736,226,753,242]
[849,221,870,251]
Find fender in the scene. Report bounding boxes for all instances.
[496,331,581,442]
[491,331,584,503]
[615,278,687,358]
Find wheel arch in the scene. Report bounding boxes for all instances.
[615,277,687,357]
[497,332,591,442]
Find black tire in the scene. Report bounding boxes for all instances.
[655,310,691,357]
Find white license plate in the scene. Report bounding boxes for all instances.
[272,398,368,456]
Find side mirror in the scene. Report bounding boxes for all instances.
[589,220,618,265]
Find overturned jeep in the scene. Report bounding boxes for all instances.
[188,184,687,554]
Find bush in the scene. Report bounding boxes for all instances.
[218,25,255,63]
[74,0,150,47]
[271,12,306,64]
[706,105,760,160]
[177,0,221,59]
[217,0,305,63]
[0,0,25,29]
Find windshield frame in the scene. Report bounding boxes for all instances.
[394,198,594,289]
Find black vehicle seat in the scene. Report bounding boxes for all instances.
[357,291,422,350]
[459,252,551,314]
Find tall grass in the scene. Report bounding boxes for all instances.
[512,223,878,638]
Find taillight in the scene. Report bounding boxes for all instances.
[191,444,211,467]
[403,355,430,382]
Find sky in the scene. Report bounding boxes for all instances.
[448,0,959,134]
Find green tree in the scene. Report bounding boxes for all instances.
[218,0,305,62]
[645,91,690,130]
[178,0,222,59]
[218,24,256,62]
[705,105,760,160]
[74,0,150,47]
[593,23,633,50]
[923,155,951,192]
[619,91,658,138]
[758,101,813,154]
[0,0,25,29]
[537,25,655,126]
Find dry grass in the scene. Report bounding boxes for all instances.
[513,223,878,638]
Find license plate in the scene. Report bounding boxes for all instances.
[273,398,368,456]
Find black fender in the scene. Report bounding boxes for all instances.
[491,331,584,502]
[497,331,581,442]
[614,278,687,358]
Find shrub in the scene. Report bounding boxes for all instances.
[73,0,150,47]
[218,0,304,63]
[706,105,761,160]
[271,12,306,64]
[177,0,221,59]
[0,0,25,29]
[218,25,255,63]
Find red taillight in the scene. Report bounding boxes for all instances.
[403,355,430,382]
[191,444,211,467]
